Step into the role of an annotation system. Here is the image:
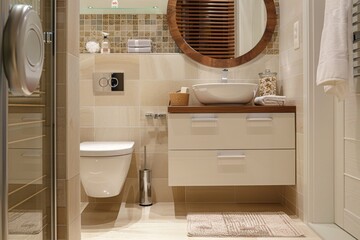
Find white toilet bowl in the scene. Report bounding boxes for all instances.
[80,141,134,198]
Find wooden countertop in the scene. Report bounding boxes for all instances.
[168,105,296,113]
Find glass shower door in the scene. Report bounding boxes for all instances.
[2,0,55,239]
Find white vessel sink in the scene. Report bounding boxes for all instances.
[192,83,258,104]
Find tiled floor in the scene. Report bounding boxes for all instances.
[81,202,321,240]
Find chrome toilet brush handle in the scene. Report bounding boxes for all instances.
[139,145,152,206]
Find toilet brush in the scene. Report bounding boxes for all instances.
[139,146,152,206]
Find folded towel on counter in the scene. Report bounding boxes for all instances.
[254,95,286,106]
[127,47,152,53]
[316,0,351,100]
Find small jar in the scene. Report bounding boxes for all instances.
[258,69,277,96]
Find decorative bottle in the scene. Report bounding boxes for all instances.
[101,32,110,54]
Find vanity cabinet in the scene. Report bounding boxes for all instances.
[167,106,296,186]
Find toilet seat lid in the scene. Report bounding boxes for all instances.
[80,141,135,157]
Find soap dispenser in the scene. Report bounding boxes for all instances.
[101,32,110,54]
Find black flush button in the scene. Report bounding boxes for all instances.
[111,72,124,91]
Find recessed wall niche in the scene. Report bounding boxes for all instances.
[79,0,279,55]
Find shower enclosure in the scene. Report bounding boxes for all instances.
[0,0,56,239]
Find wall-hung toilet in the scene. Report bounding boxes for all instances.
[80,141,135,198]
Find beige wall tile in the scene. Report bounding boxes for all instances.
[56,84,66,108]
[140,54,198,81]
[68,215,81,240]
[79,81,95,107]
[94,127,141,152]
[57,153,66,180]
[80,54,95,80]
[80,107,94,127]
[94,106,140,127]
[94,54,140,80]
[235,186,283,203]
[57,225,67,240]
[57,53,67,84]
[67,175,81,223]
[67,0,79,57]
[80,127,95,142]
[57,180,66,207]
[151,178,175,202]
[56,107,66,155]
[94,81,140,106]
[185,187,236,203]
[140,127,168,154]
[57,207,67,225]
[140,81,173,106]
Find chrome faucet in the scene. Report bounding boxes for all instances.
[221,69,228,83]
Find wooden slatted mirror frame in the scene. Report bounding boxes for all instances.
[167,0,277,68]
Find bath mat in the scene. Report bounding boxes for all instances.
[8,211,43,234]
[187,212,304,237]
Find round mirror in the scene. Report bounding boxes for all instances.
[167,0,276,68]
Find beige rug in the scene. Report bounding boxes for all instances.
[187,212,304,237]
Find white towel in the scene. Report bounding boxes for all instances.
[254,95,286,106]
[316,0,351,100]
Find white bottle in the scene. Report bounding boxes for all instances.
[101,32,110,54]
[111,0,119,8]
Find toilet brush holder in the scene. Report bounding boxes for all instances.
[139,168,152,206]
[139,146,152,206]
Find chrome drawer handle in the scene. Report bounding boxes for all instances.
[246,117,273,121]
[191,118,218,122]
[217,155,246,159]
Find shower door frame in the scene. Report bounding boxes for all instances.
[0,0,9,239]
[0,0,57,239]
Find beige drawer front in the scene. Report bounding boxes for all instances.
[168,150,295,186]
[168,113,295,150]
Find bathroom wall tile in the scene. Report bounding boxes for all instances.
[80,128,95,142]
[68,215,81,240]
[235,186,283,203]
[94,106,140,127]
[57,153,67,180]
[56,29,66,54]
[140,127,168,154]
[297,133,304,176]
[56,84,67,108]
[57,53,67,84]
[119,178,139,204]
[57,206,67,225]
[151,178,175,202]
[57,180,66,207]
[145,152,168,178]
[139,54,198,81]
[81,184,89,203]
[80,107,94,127]
[173,187,186,203]
[56,108,67,155]
[94,127,141,152]
[140,80,173,106]
[80,54,95,80]
[67,175,81,223]
[79,81,95,107]
[57,225,67,240]
[185,187,236,203]
[94,81,140,106]
[94,54,140,81]
[66,58,80,179]
[67,0,79,57]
